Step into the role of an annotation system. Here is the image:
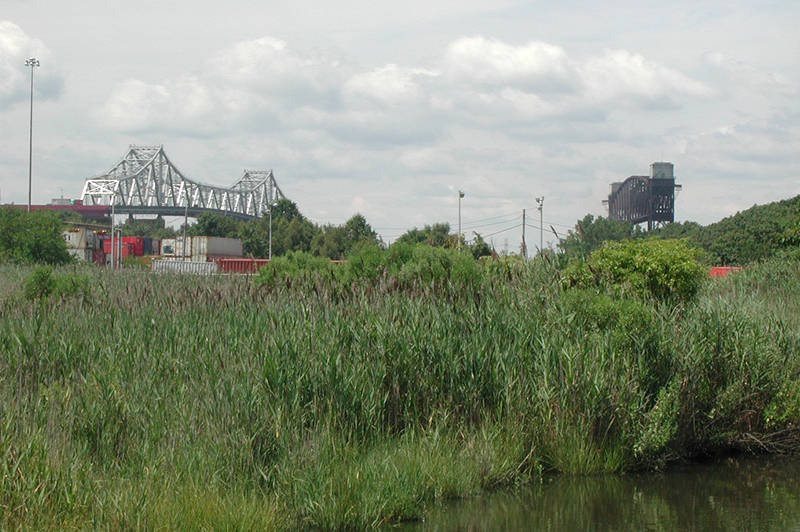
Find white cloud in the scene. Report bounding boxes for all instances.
[0,20,64,110]
[704,52,798,96]
[99,77,220,135]
[97,34,719,148]
[443,36,578,93]
[578,49,715,107]
[344,64,434,106]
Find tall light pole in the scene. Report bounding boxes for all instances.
[25,58,40,212]
[458,190,465,250]
[535,196,544,254]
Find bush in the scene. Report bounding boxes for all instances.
[0,207,72,265]
[396,245,483,290]
[563,238,706,302]
[23,265,91,301]
[254,251,337,289]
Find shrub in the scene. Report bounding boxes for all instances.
[254,250,336,289]
[563,238,706,302]
[23,265,91,301]
[0,207,72,265]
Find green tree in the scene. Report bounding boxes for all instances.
[0,207,72,265]
[311,225,347,260]
[558,214,640,260]
[272,199,305,222]
[121,216,171,238]
[396,222,452,247]
[468,232,493,259]
[188,212,242,238]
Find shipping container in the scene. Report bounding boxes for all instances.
[152,259,220,275]
[67,248,94,262]
[160,236,243,262]
[190,236,244,262]
[122,236,145,256]
[102,239,135,260]
[161,238,178,257]
[710,266,743,278]
[92,249,105,265]
[212,257,271,274]
[143,237,161,256]
[63,228,102,262]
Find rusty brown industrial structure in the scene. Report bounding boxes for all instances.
[605,162,682,230]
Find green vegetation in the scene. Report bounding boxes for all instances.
[0,207,72,265]
[22,265,91,302]
[558,195,800,266]
[180,200,380,260]
[562,238,706,301]
[2,239,799,530]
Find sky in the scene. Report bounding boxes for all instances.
[1,0,798,251]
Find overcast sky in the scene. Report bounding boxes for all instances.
[1,0,798,250]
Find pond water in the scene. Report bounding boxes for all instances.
[399,455,800,532]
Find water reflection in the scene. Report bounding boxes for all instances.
[399,455,800,532]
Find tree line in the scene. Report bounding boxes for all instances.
[558,194,800,266]
[121,199,493,260]
[2,192,798,266]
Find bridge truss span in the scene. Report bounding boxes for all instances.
[606,162,682,231]
[81,145,285,220]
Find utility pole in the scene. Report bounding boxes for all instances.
[521,209,527,258]
[458,190,465,250]
[535,196,544,254]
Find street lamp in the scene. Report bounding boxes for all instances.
[458,190,465,250]
[535,196,544,254]
[25,57,40,212]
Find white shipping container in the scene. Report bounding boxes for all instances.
[63,229,99,260]
[152,259,220,275]
[189,236,243,262]
[67,248,94,262]
[161,238,182,257]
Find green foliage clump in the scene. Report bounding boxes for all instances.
[253,250,337,289]
[563,238,706,301]
[0,207,72,265]
[22,265,91,302]
[395,244,483,290]
[255,243,486,293]
[558,214,642,261]
[649,195,800,265]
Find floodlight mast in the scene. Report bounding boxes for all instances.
[25,58,40,212]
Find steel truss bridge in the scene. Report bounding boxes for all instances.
[80,145,285,221]
[605,162,682,231]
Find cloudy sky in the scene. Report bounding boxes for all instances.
[1,0,798,250]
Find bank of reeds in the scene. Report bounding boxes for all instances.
[1,256,799,530]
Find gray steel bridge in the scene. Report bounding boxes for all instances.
[80,145,285,221]
[605,162,682,231]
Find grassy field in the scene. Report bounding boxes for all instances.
[1,256,799,531]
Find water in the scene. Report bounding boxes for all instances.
[399,455,800,531]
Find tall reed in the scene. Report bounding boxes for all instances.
[1,256,798,530]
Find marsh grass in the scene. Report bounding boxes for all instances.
[1,256,799,530]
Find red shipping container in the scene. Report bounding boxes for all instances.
[710,266,743,278]
[123,237,145,256]
[213,257,271,274]
[102,238,136,258]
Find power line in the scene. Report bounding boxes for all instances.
[463,217,523,231]
[481,223,523,239]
